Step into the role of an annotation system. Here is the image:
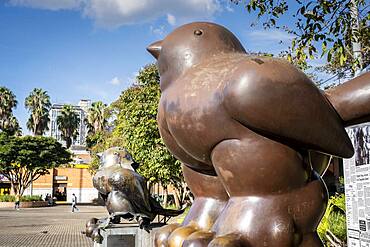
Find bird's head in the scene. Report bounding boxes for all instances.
[147,22,246,91]
[99,147,137,171]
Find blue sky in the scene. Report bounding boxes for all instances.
[0,0,299,134]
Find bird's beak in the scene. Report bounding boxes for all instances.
[147,40,162,59]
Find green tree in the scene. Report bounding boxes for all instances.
[318,193,347,246]
[0,87,17,120]
[25,88,51,136]
[85,101,108,135]
[231,0,369,75]
[0,87,21,135]
[57,105,80,149]
[108,64,183,202]
[0,133,72,196]
[3,116,22,136]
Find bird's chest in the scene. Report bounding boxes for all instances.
[159,75,232,163]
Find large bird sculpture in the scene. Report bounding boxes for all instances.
[147,22,370,247]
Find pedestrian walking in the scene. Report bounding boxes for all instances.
[71,193,79,213]
[14,194,20,210]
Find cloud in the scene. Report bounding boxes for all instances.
[167,14,176,26]
[150,25,166,36]
[108,76,121,85]
[224,2,234,12]
[84,0,221,28]
[8,0,222,28]
[247,29,295,43]
[243,29,296,55]
[127,72,139,85]
[8,0,83,10]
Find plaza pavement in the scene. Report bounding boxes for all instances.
[0,205,108,247]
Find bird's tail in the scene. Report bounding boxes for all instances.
[149,197,186,217]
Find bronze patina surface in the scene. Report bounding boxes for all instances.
[147,22,370,246]
[85,147,183,243]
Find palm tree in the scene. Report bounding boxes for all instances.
[0,87,20,136]
[57,105,80,149]
[2,115,22,136]
[0,87,17,131]
[25,88,51,136]
[85,101,108,134]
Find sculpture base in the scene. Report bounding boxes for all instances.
[93,223,165,247]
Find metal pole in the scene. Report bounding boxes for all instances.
[350,0,363,76]
[30,174,33,196]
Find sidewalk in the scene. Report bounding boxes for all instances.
[0,205,107,247]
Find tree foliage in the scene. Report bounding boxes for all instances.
[57,104,80,148]
[25,88,51,136]
[0,87,21,136]
[318,193,347,246]
[85,101,108,135]
[84,64,183,189]
[110,64,182,188]
[0,133,72,195]
[0,87,17,119]
[231,0,370,75]
[86,65,187,207]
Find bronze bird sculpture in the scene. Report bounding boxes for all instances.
[147,22,370,247]
[85,147,184,243]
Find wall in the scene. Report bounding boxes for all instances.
[23,167,98,203]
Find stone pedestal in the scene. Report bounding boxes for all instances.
[93,223,165,247]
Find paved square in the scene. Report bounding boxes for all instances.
[0,205,108,247]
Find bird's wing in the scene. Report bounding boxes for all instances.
[110,169,152,213]
[222,57,353,158]
[325,72,370,126]
[131,173,153,213]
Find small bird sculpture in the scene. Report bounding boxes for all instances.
[85,147,184,243]
[147,22,370,247]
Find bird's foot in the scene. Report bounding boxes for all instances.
[208,233,244,247]
[96,216,112,230]
[85,217,106,244]
[182,230,215,247]
[154,196,227,247]
[154,223,181,247]
[156,224,216,247]
[85,218,99,238]
[136,215,151,231]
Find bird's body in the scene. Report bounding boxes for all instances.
[89,147,184,237]
[159,52,350,194]
[148,22,370,247]
[157,52,328,246]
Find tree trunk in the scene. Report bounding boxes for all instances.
[66,138,72,149]
[174,189,181,209]
[163,187,168,208]
[10,181,16,195]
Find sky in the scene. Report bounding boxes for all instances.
[0,0,300,134]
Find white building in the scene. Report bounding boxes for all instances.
[48,99,91,148]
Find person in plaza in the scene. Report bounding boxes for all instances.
[71,193,79,213]
[14,194,20,210]
[45,194,53,206]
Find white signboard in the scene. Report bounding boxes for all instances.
[54,176,68,181]
[344,124,370,247]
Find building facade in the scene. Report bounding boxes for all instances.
[0,147,98,203]
[48,99,91,147]
[23,166,98,203]
[0,174,10,195]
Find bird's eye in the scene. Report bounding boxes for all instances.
[194,29,203,36]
